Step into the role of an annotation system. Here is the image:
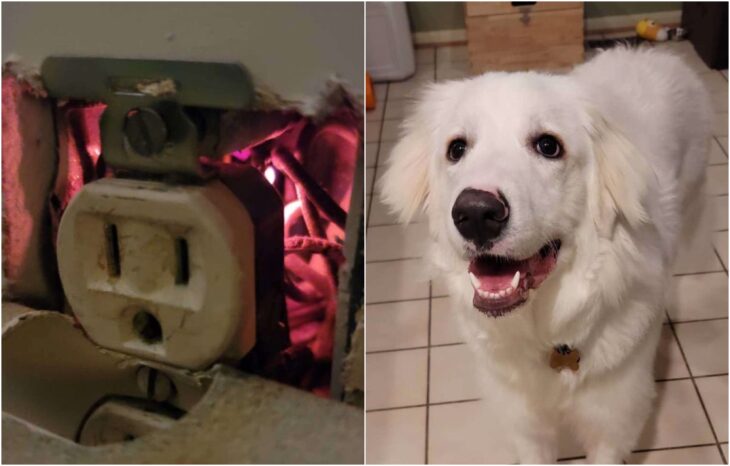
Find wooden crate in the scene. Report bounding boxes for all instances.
[466,2,585,73]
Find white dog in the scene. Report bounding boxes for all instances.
[379,46,712,463]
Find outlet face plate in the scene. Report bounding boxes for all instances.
[57,178,256,369]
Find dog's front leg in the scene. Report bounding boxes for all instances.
[490,386,559,463]
[512,420,559,464]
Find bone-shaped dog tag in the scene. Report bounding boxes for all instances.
[549,345,580,372]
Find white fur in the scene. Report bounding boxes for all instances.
[379,47,712,463]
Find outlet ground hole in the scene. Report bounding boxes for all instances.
[132,310,162,344]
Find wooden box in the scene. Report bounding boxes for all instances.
[465,2,585,73]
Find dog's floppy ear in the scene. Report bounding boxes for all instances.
[587,111,652,236]
[377,102,433,224]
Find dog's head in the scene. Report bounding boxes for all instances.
[379,71,649,318]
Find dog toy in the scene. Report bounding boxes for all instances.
[636,18,686,42]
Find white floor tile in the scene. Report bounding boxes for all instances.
[366,259,430,303]
[431,296,465,345]
[718,136,729,154]
[712,91,729,113]
[415,47,435,64]
[366,407,426,464]
[380,119,403,142]
[388,79,432,100]
[436,61,470,81]
[366,168,374,195]
[674,240,724,275]
[383,99,411,121]
[428,400,517,464]
[366,142,378,168]
[431,276,451,297]
[366,119,382,142]
[367,103,385,122]
[710,195,728,231]
[713,231,727,268]
[696,375,728,442]
[628,445,723,464]
[669,272,728,322]
[637,379,716,449]
[429,344,483,403]
[367,223,428,262]
[436,45,469,64]
[714,113,729,137]
[366,300,429,353]
[374,141,396,168]
[368,193,426,227]
[710,138,729,164]
[674,320,728,376]
[707,165,729,195]
[374,83,387,102]
[366,349,428,409]
[655,324,690,380]
[722,443,728,460]
[700,71,729,94]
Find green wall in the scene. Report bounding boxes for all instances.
[407,1,684,33]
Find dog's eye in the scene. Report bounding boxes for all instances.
[534,134,562,158]
[447,139,467,162]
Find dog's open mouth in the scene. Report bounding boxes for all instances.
[468,240,561,317]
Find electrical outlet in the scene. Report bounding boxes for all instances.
[56,177,256,369]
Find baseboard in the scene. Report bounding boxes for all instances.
[411,10,682,47]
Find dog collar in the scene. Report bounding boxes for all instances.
[550,344,580,372]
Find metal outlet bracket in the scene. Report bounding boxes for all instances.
[41,57,255,178]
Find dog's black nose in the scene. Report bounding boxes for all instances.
[451,189,509,247]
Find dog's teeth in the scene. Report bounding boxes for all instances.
[505,286,514,295]
[469,272,481,290]
[478,289,488,298]
[498,290,507,298]
[511,271,520,289]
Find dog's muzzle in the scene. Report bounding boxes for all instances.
[451,189,509,248]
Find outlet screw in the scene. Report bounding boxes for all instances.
[136,366,175,402]
[123,107,168,157]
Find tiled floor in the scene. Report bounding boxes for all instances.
[365,42,728,464]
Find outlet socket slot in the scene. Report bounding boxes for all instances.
[175,238,190,285]
[104,223,121,277]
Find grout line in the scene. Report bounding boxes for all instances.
[366,256,423,264]
[424,277,433,464]
[672,269,727,277]
[366,84,390,229]
[368,219,426,228]
[632,442,722,454]
[366,222,421,230]
[366,296,431,306]
[665,309,727,463]
[367,341,463,355]
[715,136,728,157]
[671,316,729,325]
[656,373,729,383]
[712,246,728,275]
[366,397,483,414]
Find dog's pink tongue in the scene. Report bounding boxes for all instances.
[469,259,520,292]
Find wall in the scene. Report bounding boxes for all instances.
[407,1,683,33]
[2,2,364,103]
